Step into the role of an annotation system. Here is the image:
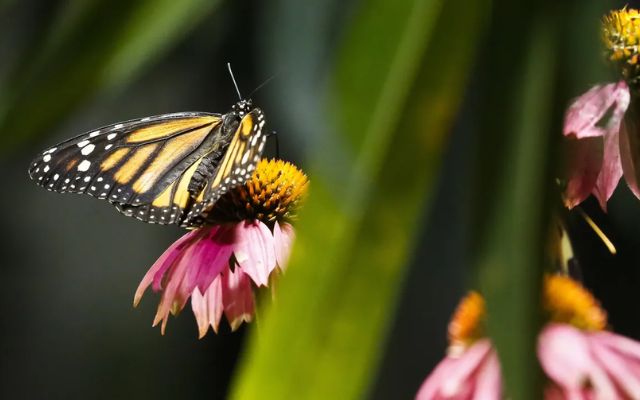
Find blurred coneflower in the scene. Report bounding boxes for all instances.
[134,159,308,337]
[416,275,640,399]
[562,8,640,210]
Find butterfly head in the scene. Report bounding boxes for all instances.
[232,99,253,117]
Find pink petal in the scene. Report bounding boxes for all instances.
[564,82,629,139]
[222,267,255,331]
[472,351,501,400]
[233,220,276,286]
[273,222,295,271]
[620,112,640,201]
[133,229,198,307]
[538,324,617,399]
[414,340,489,399]
[174,226,233,308]
[416,353,460,400]
[439,340,492,398]
[589,335,640,397]
[191,277,224,338]
[593,127,623,211]
[152,252,194,334]
[594,330,640,361]
[563,136,603,209]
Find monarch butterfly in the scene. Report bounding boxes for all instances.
[28,70,268,229]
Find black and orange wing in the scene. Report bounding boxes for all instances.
[28,112,225,225]
[183,108,267,228]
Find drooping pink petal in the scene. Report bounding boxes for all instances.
[595,330,640,360]
[564,136,603,209]
[593,127,623,211]
[133,229,198,307]
[233,220,276,286]
[620,113,640,201]
[538,324,617,399]
[171,226,233,312]
[564,82,629,139]
[221,267,254,331]
[589,335,640,397]
[191,277,224,338]
[472,351,501,400]
[416,340,493,399]
[152,248,195,334]
[440,340,493,398]
[274,221,295,270]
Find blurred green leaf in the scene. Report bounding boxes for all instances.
[471,2,571,399]
[230,1,486,399]
[0,0,219,151]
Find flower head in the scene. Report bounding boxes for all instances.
[207,159,308,223]
[417,275,640,399]
[135,159,308,337]
[603,8,640,85]
[560,8,640,211]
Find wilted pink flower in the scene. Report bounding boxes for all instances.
[563,81,633,210]
[135,159,307,336]
[417,275,640,399]
[563,8,640,210]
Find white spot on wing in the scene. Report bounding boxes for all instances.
[43,154,51,162]
[77,160,91,171]
[105,144,113,150]
[89,130,100,137]
[77,140,90,147]
[53,174,59,181]
[81,144,95,155]
[107,133,117,140]
[43,165,50,172]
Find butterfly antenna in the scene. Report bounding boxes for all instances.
[227,62,243,100]
[248,73,278,98]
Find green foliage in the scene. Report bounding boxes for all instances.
[471,1,606,398]
[0,0,219,151]
[229,1,486,399]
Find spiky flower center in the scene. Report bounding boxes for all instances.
[448,291,485,349]
[207,159,309,224]
[448,275,606,348]
[603,8,640,83]
[543,275,607,331]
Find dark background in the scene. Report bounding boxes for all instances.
[1,1,638,399]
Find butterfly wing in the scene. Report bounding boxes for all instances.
[28,112,225,225]
[183,108,267,228]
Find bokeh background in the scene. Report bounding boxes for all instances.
[1,0,638,399]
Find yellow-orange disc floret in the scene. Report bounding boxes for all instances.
[207,159,309,224]
[603,8,640,84]
[446,275,607,351]
[543,275,607,331]
[448,291,486,349]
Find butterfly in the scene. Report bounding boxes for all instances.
[28,98,267,229]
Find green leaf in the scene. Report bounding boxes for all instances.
[470,2,578,398]
[230,1,486,399]
[0,0,219,151]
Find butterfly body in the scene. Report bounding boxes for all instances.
[28,99,267,228]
